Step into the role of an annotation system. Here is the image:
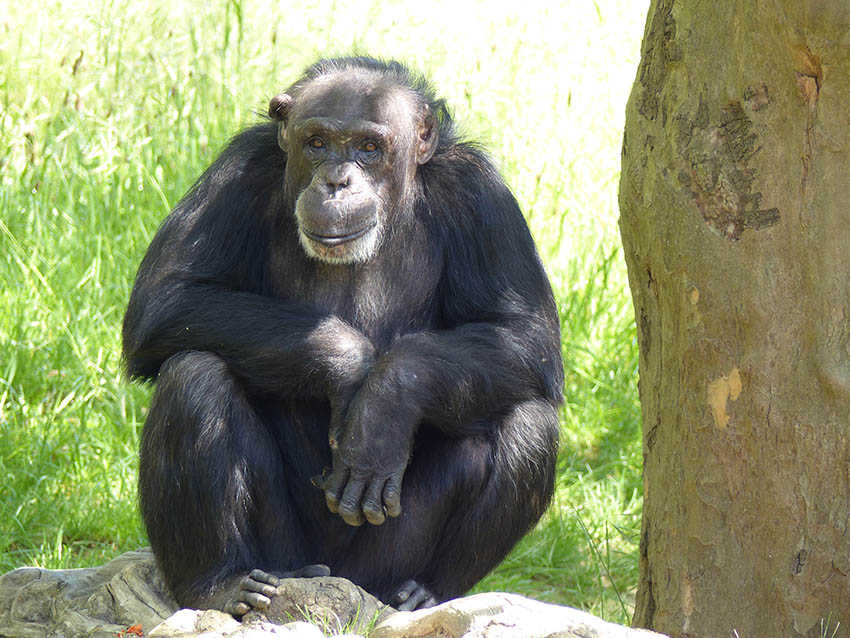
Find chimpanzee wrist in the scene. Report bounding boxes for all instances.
[310,316,376,395]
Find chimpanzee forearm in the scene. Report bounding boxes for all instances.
[123,282,374,398]
[364,321,561,433]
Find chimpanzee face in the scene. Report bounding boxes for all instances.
[269,73,437,264]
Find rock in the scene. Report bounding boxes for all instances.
[0,551,668,638]
[0,548,176,638]
[245,576,394,635]
[369,592,667,638]
[148,609,328,636]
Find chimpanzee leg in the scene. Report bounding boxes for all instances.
[430,399,559,595]
[138,351,310,608]
[336,398,559,605]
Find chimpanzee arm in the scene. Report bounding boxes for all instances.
[125,283,374,398]
[322,318,559,526]
[360,319,562,429]
[122,124,374,400]
[322,149,563,525]
[363,146,564,424]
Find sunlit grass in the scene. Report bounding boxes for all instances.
[0,0,647,624]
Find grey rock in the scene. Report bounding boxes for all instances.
[370,592,668,638]
[0,552,667,638]
[147,609,326,637]
[244,576,393,636]
[0,548,176,638]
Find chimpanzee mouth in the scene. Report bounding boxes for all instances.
[302,223,377,246]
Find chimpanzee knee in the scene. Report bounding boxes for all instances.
[139,351,305,604]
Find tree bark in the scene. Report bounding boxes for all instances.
[619,2,850,637]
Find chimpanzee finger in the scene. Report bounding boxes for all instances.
[397,587,432,611]
[238,590,273,611]
[323,467,350,513]
[361,479,387,525]
[383,472,403,518]
[243,570,279,596]
[392,580,438,611]
[392,579,419,604]
[225,600,252,616]
[337,478,367,526]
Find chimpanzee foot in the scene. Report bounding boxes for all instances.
[391,579,439,611]
[224,564,331,616]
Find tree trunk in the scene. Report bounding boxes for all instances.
[619,2,850,637]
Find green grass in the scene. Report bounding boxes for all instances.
[0,0,647,625]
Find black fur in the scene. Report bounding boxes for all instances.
[123,57,563,611]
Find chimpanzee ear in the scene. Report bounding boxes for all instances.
[268,93,293,151]
[268,93,293,122]
[416,105,439,165]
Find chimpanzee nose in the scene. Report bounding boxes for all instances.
[325,165,352,193]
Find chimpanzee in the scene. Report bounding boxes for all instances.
[123,56,563,615]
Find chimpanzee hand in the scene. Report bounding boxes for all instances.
[320,320,376,483]
[319,374,417,526]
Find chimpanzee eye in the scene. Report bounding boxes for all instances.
[307,137,325,149]
[360,140,379,153]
